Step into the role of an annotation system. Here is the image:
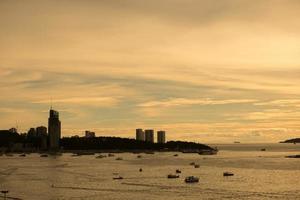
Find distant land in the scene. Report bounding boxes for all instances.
[0,130,217,154]
[280,138,300,143]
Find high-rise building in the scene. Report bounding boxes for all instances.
[136,128,145,141]
[157,130,166,143]
[85,130,96,138]
[145,129,154,143]
[27,128,36,137]
[36,126,47,137]
[48,109,61,150]
[36,126,48,150]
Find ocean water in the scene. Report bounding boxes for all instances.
[0,143,300,200]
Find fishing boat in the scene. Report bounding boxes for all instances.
[96,155,106,159]
[223,172,234,176]
[185,176,199,183]
[113,176,123,180]
[167,174,180,179]
[194,164,200,168]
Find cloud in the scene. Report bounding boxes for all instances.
[33,97,120,107]
[138,98,257,107]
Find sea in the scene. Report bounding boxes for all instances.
[0,143,300,200]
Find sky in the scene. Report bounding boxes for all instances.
[1,0,300,143]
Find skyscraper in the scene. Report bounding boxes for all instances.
[48,109,61,150]
[136,128,145,141]
[157,130,166,143]
[36,126,48,150]
[145,129,154,143]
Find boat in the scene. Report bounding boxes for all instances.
[194,164,200,168]
[139,168,143,172]
[19,153,26,157]
[198,149,218,155]
[185,176,199,183]
[173,154,178,157]
[40,154,48,157]
[113,176,123,180]
[137,155,142,158]
[108,153,115,157]
[285,155,300,158]
[176,169,181,173]
[167,174,180,179]
[223,172,234,176]
[96,155,106,159]
[116,157,123,160]
[261,148,266,151]
[189,162,195,166]
[76,152,95,156]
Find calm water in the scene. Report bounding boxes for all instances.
[0,143,300,200]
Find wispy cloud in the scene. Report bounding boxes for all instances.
[33,97,120,107]
[138,98,257,107]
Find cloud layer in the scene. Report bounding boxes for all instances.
[1,0,300,143]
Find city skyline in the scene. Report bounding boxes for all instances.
[1,0,300,143]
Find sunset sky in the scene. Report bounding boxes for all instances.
[1,0,300,143]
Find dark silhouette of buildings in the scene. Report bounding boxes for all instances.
[36,126,48,150]
[48,109,61,150]
[145,129,154,143]
[136,128,145,141]
[157,130,166,143]
[85,130,96,138]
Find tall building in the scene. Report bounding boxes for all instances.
[136,129,145,141]
[36,126,48,150]
[48,109,61,150]
[145,129,154,143]
[36,126,47,137]
[157,130,166,144]
[85,130,95,138]
[27,128,36,137]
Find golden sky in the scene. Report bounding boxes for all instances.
[1,0,300,143]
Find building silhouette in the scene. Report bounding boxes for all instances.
[136,128,145,141]
[85,130,95,138]
[157,130,166,143]
[48,109,61,150]
[145,129,154,143]
[36,126,48,150]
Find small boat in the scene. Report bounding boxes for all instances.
[108,153,115,157]
[40,154,48,157]
[189,162,195,166]
[167,174,180,179]
[223,172,234,176]
[113,176,123,180]
[185,176,199,183]
[285,155,300,158]
[19,154,26,157]
[116,157,123,160]
[96,155,106,159]
[139,168,143,172]
[194,164,200,168]
[261,148,266,151]
[173,154,178,157]
[137,155,142,158]
[176,169,181,173]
